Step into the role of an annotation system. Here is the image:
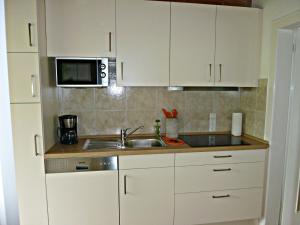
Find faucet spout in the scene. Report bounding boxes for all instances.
[120,125,144,148]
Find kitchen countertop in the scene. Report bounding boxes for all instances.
[45,132,269,159]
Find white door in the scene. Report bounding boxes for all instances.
[45,0,115,57]
[8,53,40,103]
[119,168,174,225]
[116,0,170,86]
[11,104,48,225]
[5,0,38,52]
[281,28,300,225]
[170,3,216,86]
[215,6,261,87]
[46,171,119,225]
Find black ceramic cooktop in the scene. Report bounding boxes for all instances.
[179,134,250,147]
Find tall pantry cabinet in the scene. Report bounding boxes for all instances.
[5,0,58,225]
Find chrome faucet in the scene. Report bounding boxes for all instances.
[120,125,144,148]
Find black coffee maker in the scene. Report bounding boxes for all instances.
[58,115,78,145]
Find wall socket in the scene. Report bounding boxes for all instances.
[209,113,216,132]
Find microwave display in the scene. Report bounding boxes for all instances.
[56,58,108,87]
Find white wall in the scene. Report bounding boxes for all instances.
[0,0,19,224]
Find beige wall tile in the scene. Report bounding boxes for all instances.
[60,88,94,111]
[254,111,266,139]
[126,87,157,111]
[242,110,255,135]
[95,111,126,135]
[240,88,256,111]
[95,87,126,110]
[256,79,268,112]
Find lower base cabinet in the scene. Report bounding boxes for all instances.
[174,188,263,225]
[119,154,174,225]
[46,171,119,225]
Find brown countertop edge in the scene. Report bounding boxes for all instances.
[45,132,269,159]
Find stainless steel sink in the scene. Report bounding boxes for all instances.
[125,139,166,148]
[83,139,121,151]
[83,138,166,151]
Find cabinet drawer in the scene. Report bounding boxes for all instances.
[174,188,263,225]
[176,162,264,193]
[175,150,266,166]
[119,154,174,169]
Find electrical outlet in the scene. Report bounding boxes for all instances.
[209,113,216,132]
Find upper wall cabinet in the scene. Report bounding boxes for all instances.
[170,3,216,86]
[5,0,38,52]
[116,0,170,86]
[45,0,115,57]
[215,6,262,87]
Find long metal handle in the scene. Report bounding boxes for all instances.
[28,23,33,47]
[214,155,232,158]
[219,64,222,82]
[31,74,36,97]
[124,175,127,195]
[209,64,212,82]
[121,62,124,80]
[109,32,112,52]
[213,168,232,172]
[34,134,39,156]
[212,194,230,199]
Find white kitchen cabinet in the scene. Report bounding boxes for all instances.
[119,154,174,225]
[8,53,40,103]
[175,188,263,225]
[5,0,38,52]
[116,0,170,86]
[11,104,48,225]
[46,171,119,225]
[170,3,216,86]
[215,6,261,87]
[45,0,115,57]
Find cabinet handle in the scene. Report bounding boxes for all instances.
[213,168,232,172]
[209,64,212,82]
[212,194,230,199]
[219,64,222,82]
[28,23,33,47]
[213,155,232,158]
[34,134,40,156]
[121,62,124,80]
[109,32,112,52]
[31,74,37,97]
[124,175,127,195]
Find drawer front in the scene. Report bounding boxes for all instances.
[174,188,263,225]
[119,154,174,169]
[175,149,266,166]
[175,162,265,193]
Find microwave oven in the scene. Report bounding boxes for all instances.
[55,57,109,87]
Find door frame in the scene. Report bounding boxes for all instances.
[264,9,300,225]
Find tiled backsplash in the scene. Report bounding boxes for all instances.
[58,87,241,135]
[240,79,268,139]
[58,60,267,137]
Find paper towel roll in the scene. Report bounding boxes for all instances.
[231,113,243,136]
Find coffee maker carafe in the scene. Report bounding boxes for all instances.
[58,115,78,145]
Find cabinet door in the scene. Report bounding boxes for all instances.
[170,3,216,86]
[116,0,170,86]
[215,6,261,87]
[46,171,119,225]
[119,168,174,225]
[45,0,115,57]
[5,0,38,52]
[11,104,48,225]
[8,53,40,103]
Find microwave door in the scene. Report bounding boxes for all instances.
[56,59,97,86]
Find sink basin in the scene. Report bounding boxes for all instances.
[125,139,166,148]
[83,139,121,151]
